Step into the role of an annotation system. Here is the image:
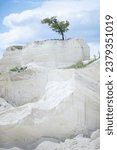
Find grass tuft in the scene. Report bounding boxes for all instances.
[66,59,97,69]
[10,66,27,73]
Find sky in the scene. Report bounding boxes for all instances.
[0,0,100,58]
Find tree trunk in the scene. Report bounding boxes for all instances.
[61,32,64,40]
[53,19,65,40]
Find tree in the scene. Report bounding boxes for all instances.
[41,16,69,40]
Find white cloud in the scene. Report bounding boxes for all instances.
[3,0,99,26]
[0,26,36,46]
[0,0,99,57]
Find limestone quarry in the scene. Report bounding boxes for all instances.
[0,39,100,150]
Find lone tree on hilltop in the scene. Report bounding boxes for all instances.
[41,16,69,40]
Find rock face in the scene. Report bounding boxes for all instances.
[0,39,90,72]
[0,39,99,150]
[0,68,48,106]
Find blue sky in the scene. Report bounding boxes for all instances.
[0,0,100,58]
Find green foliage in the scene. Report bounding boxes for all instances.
[10,66,27,73]
[67,59,97,69]
[10,46,23,51]
[41,16,69,40]
[86,59,96,66]
[67,61,84,69]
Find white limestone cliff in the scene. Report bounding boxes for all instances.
[0,39,90,72]
[0,39,99,150]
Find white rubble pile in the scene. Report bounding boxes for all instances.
[0,130,100,150]
[36,129,100,150]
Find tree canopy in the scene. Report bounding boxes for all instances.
[41,16,69,40]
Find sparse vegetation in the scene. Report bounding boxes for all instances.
[67,61,84,69]
[86,59,97,66]
[10,66,27,72]
[9,46,23,51]
[67,58,98,69]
